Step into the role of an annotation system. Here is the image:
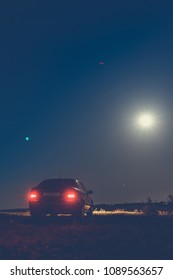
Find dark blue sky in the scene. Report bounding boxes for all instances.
[1,1,173,208]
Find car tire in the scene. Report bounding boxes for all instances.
[72,205,85,221]
[87,207,93,218]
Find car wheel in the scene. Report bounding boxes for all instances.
[87,207,93,218]
[72,206,85,221]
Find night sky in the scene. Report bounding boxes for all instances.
[1,1,173,209]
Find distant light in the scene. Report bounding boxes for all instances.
[99,61,104,65]
[25,136,30,141]
[137,113,155,129]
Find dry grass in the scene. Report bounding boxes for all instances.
[1,209,173,217]
[0,211,30,216]
[93,208,143,215]
[0,209,144,217]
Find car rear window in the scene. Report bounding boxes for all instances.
[36,179,77,191]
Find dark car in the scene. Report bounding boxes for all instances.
[28,178,93,218]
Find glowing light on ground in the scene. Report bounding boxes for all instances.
[93,209,143,215]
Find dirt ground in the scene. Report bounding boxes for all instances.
[0,213,173,260]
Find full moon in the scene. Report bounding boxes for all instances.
[137,113,155,129]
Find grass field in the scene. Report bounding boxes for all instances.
[0,211,173,260]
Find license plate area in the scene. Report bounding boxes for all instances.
[42,192,61,197]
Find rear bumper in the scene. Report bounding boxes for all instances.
[29,201,82,215]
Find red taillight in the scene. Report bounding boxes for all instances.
[29,191,39,202]
[30,193,37,198]
[65,190,78,202]
[67,193,75,199]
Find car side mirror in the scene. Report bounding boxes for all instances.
[86,190,93,195]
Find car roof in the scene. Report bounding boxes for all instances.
[35,178,79,190]
[40,178,77,183]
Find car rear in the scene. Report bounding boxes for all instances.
[29,179,84,217]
